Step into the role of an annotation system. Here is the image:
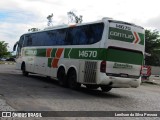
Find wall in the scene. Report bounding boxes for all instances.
[151,66,160,75]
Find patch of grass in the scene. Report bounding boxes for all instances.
[0,61,16,64]
[0,61,5,64]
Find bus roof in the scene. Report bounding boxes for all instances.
[24,19,103,35]
[108,20,144,29]
[23,17,144,36]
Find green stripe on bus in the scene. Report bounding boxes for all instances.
[24,48,57,57]
[106,48,143,65]
[138,33,145,45]
[64,48,143,65]
[24,48,143,65]
[64,48,107,60]
[48,58,52,67]
[37,49,46,57]
[64,48,71,58]
[51,48,57,57]
[24,49,37,56]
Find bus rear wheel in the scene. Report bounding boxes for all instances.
[21,63,28,76]
[57,68,67,87]
[68,69,81,89]
[100,86,112,92]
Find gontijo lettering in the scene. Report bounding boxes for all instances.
[110,31,133,39]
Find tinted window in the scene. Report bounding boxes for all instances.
[19,35,24,49]
[36,31,55,46]
[23,23,104,46]
[24,34,38,46]
[17,35,24,56]
[89,23,104,43]
[32,33,44,46]
[66,23,104,45]
[36,29,67,46]
[66,26,88,45]
[56,29,66,45]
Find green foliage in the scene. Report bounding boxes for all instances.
[0,41,11,58]
[145,30,160,66]
[67,11,83,23]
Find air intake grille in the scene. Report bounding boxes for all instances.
[84,61,97,83]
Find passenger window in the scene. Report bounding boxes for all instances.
[56,29,66,45]
[27,36,32,46]
[66,23,104,45]
[19,36,24,49]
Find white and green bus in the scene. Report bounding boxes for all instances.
[14,18,145,92]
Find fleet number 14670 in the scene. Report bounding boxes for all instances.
[79,50,97,58]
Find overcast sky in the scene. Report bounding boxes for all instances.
[0,0,160,51]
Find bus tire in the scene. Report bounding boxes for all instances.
[46,76,51,80]
[21,63,28,76]
[57,67,67,87]
[100,86,112,92]
[86,85,99,90]
[68,69,81,89]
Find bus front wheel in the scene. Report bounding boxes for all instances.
[68,69,81,89]
[21,63,28,76]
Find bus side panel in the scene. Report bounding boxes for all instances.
[78,60,85,83]
[15,57,22,70]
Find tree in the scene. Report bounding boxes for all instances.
[67,11,83,23]
[145,30,160,66]
[47,13,53,26]
[0,41,10,58]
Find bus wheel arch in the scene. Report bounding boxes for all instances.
[67,67,81,89]
[57,66,67,87]
[21,62,28,76]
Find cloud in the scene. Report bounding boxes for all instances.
[0,22,29,51]
[144,15,160,31]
